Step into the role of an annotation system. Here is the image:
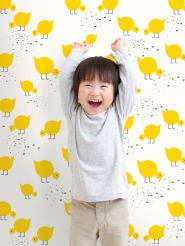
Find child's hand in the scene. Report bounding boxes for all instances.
[73,42,90,54]
[111,37,125,52]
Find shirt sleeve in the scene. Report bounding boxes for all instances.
[110,47,137,122]
[59,48,86,121]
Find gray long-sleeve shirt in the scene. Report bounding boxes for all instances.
[59,47,137,202]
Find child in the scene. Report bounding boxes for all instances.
[59,37,137,246]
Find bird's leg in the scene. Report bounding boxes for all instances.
[18,26,21,31]
[53,135,55,139]
[168,124,171,129]
[157,239,159,244]
[153,33,155,38]
[171,58,173,64]
[41,74,44,80]
[148,138,151,144]
[70,9,73,14]
[173,10,176,15]
[123,31,126,36]
[178,216,180,221]
[175,59,177,63]
[178,10,180,15]
[90,44,93,47]
[41,34,44,39]
[45,240,48,245]
[106,9,109,14]
[5,67,8,72]
[74,10,77,15]
[25,195,27,199]
[46,177,49,183]
[5,170,8,175]
[28,92,30,96]
[23,26,25,31]
[5,10,7,14]
[0,216,2,220]
[41,241,45,245]
[22,129,25,134]
[68,162,69,167]
[18,233,21,237]
[49,135,51,139]
[3,112,6,117]
[28,196,30,199]
[25,92,27,96]
[175,162,178,167]
[125,130,128,134]
[149,177,152,183]
[152,139,155,144]
[172,124,175,129]
[144,74,148,80]
[149,74,152,80]
[22,232,25,237]
[144,177,148,183]
[41,177,45,183]
[1,170,4,175]
[127,31,130,36]
[111,9,113,14]
[18,130,21,134]
[171,162,174,167]
[152,239,155,244]
[157,33,159,38]
[46,74,49,80]
[8,112,10,117]
[4,216,7,220]
[45,34,48,39]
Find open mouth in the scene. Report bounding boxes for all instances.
[88,100,102,108]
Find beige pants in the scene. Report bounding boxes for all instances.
[69,196,129,246]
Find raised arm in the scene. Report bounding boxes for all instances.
[59,43,90,120]
[110,37,137,121]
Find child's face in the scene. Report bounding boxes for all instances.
[78,77,114,115]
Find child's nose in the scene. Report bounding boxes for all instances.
[91,87,99,96]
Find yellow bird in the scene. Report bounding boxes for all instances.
[0,0,16,14]
[165,147,185,167]
[97,0,119,14]
[144,19,165,38]
[165,44,185,63]
[64,201,72,216]
[162,110,183,129]
[40,120,61,139]
[34,57,59,79]
[33,20,54,39]
[10,218,31,237]
[9,115,31,134]
[34,160,59,183]
[139,124,161,144]
[144,225,165,244]
[126,173,136,186]
[124,115,134,133]
[20,81,37,95]
[168,202,185,220]
[0,156,14,175]
[0,53,14,72]
[128,224,139,239]
[168,0,185,15]
[10,12,31,31]
[62,148,69,167]
[117,17,139,36]
[137,57,163,79]
[137,160,163,183]
[65,0,86,14]
[0,98,16,117]
[0,201,16,220]
[20,184,37,199]
[106,54,116,63]
[32,226,54,244]
[85,34,97,47]
[62,44,73,57]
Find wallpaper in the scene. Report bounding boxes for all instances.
[0,0,185,245]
